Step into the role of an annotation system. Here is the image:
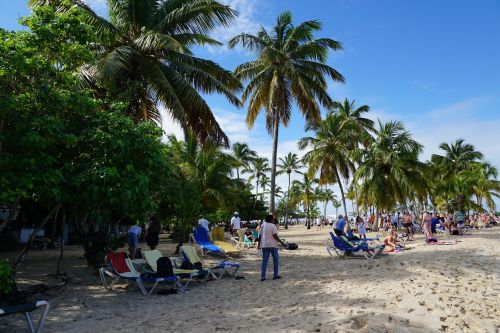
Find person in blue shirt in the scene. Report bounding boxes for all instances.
[334,215,346,237]
[430,214,440,235]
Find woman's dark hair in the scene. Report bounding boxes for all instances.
[264,214,274,223]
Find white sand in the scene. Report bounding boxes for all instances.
[2,227,499,332]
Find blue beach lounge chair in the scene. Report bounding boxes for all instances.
[191,226,222,255]
[326,232,385,260]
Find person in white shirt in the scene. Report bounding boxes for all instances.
[258,214,286,281]
[198,215,209,231]
[126,225,142,259]
[230,212,241,235]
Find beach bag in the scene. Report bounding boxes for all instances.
[180,261,203,270]
[451,229,459,235]
[156,256,174,277]
[285,242,298,250]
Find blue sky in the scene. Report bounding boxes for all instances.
[2,0,500,213]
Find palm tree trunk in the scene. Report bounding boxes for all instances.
[236,167,240,181]
[285,173,291,229]
[269,111,280,213]
[335,169,349,220]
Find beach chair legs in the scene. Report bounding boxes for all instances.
[24,301,50,333]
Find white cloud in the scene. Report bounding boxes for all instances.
[207,0,264,53]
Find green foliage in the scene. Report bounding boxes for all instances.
[0,259,14,295]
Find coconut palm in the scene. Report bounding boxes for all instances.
[243,157,270,198]
[231,142,257,180]
[229,11,344,212]
[292,174,318,229]
[299,111,359,219]
[431,139,483,179]
[355,120,427,229]
[277,152,303,228]
[31,0,242,146]
[332,99,374,146]
[332,198,341,218]
[471,162,500,211]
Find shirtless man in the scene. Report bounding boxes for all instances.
[402,211,414,241]
[383,227,399,250]
[422,212,432,240]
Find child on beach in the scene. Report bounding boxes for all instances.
[356,216,366,240]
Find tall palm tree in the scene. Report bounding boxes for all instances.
[260,174,270,201]
[320,188,336,220]
[277,152,303,228]
[332,198,341,218]
[332,98,374,146]
[299,111,359,219]
[32,0,242,146]
[355,120,427,229]
[243,157,270,198]
[231,142,257,180]
[292,174,318,229]
[229,11,344,212]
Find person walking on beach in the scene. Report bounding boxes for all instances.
[258,214,286,281]
[356,216,367,240]
[454,210,465,234]
[422,212,432,240]
[126,224,142,259]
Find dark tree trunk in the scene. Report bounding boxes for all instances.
[12,204,62,277]
[284,171,291,229]
[269,109,280,213]
[56,207,66,276]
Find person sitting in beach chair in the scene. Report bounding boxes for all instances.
[333,215,347,237]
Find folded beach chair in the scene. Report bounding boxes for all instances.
[326,232,385,260]
[98,252,181,295]
[211,227,240,254]
[143,250,201,286]
[181,245,240,279]
[0,300,50,333]
[191,226,222,255]
[231,229,255,249]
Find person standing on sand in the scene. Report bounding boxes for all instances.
[356,216,367,240]
[231,212,241,236]
[126,224,142,259]
[258,214,286,281]
[198,215,209,232]
[402,212,414,241]
[454,210,465,234]
[146,216,161,250]
[422,212,432,240]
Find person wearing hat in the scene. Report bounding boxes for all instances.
[231,212,241,236]
[333,215,347,237]
[198,214,209,232]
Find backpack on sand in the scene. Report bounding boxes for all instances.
[285,242,298,250]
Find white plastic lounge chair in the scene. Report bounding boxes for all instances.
[0,300,50,333]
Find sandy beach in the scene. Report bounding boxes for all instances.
[2,227,499,333]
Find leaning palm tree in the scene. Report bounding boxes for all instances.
[277,152,303,228]
[231,142,257,180]
[31,0,242,146]
[229,11,344,212]
[355,120,427,229]
[470,162,500,211]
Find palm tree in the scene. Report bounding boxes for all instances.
[299,111,359,220]
[431,139,483,179]
[260,174,270,201]
[243,157,270,198]
[332,98,374,146]
[293,174,318,229]
[229,11,344,212]
[321,188,336,220]
[471,162,500,211]
[355,120,427,229]
[32,0,242,146]
[277,152,303,228]
[231,143,257,180]
[332,198,341,218]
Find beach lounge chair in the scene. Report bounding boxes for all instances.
[190,226,222,255]
[98,252,181,295]
[0,300,50,333]
[211,227,240,254]
[142,250,202,286]
[326,232,385,260]
[181,245,240,279]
